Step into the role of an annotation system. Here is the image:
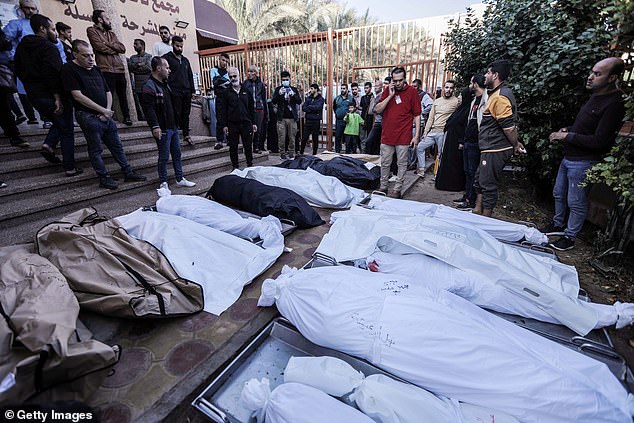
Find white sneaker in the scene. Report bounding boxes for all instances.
[159,182,169,190]
[176,177,196,187]
[388,175,398,182]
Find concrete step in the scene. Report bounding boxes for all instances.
[0,152,271,231]
[0,136,220,179]
[0,156,279,246]
[0,121,151,143]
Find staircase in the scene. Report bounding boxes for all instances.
[0,122,270,246]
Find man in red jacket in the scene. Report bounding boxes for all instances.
[374,67,421,198]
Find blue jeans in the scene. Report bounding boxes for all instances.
[75,110,131,178]
[463,141,480,203]
[30,96,76,171]
[553,158,595,239]
[335,119,345,153]
[156,129,183,183]
[416,131,446,171]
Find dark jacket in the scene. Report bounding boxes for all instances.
[272,85,301,121]
[333,93,353,120]
[61,40,73,62]
[14,34,63,98]
[162,51,194,96]
[302,93,324,121]
[218,84,255,127]
[360,93,374,130]
[141,76,177,131]
[243,77,268,112]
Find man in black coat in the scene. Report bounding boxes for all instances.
[300,83,324,156]
[162,35,195,146]
[243,64,267,154]
[218,67,256,169]
[271,70,301,159]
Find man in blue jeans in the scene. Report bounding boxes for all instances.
[544,57,625,251]
[61,40,146,189]
[332,83,353,153]
[14,14,80,175]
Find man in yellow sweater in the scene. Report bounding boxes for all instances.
[415,80,459,177]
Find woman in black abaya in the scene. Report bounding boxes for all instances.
[435,87,473,191]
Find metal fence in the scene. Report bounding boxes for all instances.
[197,20,449,148]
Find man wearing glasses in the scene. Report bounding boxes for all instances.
[374,68,421,198]
[218,67,256,169]
[152,26,172,57]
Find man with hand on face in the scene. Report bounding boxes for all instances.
[272,70,301,159]
[542,57,625,251]
[87,10,132,125]
[218,67,256,170]
[61,40,146,189]
[374,67,421,198]
[152,26,172,57]
[141,56,195,190]
[14,14,80,175]
[162,35,195,146]
[415,79,459,178]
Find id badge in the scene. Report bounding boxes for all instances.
[395,95,402,104]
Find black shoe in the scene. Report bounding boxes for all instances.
[280,153,288,160]
[15,115,27,125]
[124,170,147,182]
[65,167,83,177]
[253,149,262,154]
[10,138,30,148]
[214,142,223,150]
[288,152,295,159]
[540,222,566,235]
[40,147,62,164]
[27,119,38,125]
[455,201,473,210]
[99,176,118,190]
[452,196,467,204]
[123,118,133,126]
[549,236,575,251]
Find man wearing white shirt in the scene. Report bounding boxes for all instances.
[152,26,171,57]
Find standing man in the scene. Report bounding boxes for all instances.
[218,67,256,170]
[415,80,459,177]
[87,10,132,125]
[141,56,196,190]
[56,22,73,61]
[351,82,361,111]
[374,67,421,198]
[360,81,374,149]
[272,70,301,159]
[543,58,625,251]
[3,0,40,125]
[243,64,267,154]
[362,77,389,155]
[210,52,230,149]
[333,83,353,153]
[413,78,433,126]
[162,35,195,146]
[14,14,80,175]
[0,25,27,148]
[128,39,151,121]
[300,83,325,156]
[152,26,171,57]
[61,40,146,189]
[472,59,525,217]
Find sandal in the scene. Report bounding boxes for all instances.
[65,167,83,177]
[40,146,62,164]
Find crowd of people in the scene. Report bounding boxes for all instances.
[0,0,203,190]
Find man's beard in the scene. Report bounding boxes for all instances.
[103,22,112,31]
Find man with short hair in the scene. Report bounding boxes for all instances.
[243,64,268,153]
[351,82,361,112]
[56,22,73,61]
[162,35,195,146]
[218,67,256,169]
[87,10,132,125]
[415,80,459,177]
[412,78,433,126]
[374,67,421,198]
[14,14,80,175]
[472,59,525,217]
[61,40,146,189]
[333,83,353,153]
[152,25,171,57]
[543,58,625,251]
[362,77,389,155]
[141,56,195,190]
[272,70,301,159]
[360,81,374,148]
[128,38,151,121]
[300,83,325,156]
[210,52,230,149]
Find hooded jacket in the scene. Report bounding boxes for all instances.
[14,34,63,99]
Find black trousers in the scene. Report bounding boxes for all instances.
[17,94,36,121]
[171,94,192,137]
[0,88,20,139]
[227,122,253,169]
[103,72,130,120]
[363,123,382,155]
[301,119,321,155]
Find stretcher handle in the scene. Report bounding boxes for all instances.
[194,398,229,423]
[371,190,387,197]
[517,220,537,228]
[571,336,622,360]
[312,252,338,266]
[528,244,556,255]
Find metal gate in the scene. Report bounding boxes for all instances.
[197,21,449,149]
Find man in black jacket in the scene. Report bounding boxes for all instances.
[243,64,267,154]
[219,67,256,169]
[300,83,324,156]
[271,70,301,160]
[141,56,195,190]
[14,14,80,175]
[162,35,195,146]
[360,81,374,147]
